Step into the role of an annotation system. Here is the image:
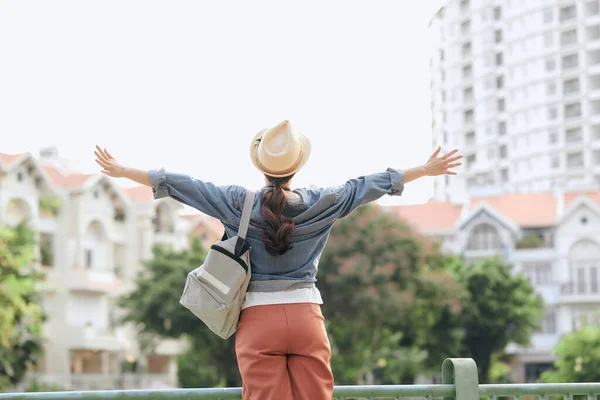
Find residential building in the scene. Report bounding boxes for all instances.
[388,189,600,383]
[429,0,600,201]
[0,149,202,390]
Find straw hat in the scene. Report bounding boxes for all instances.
[250,120,311,178]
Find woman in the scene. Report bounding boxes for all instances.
[94,120,462,400]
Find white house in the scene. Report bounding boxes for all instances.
[0,150,192,390]
[389,189,600,382]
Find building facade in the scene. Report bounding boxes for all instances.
[0,150,222,390]
[430,0,600,201]
[390,190,600,382]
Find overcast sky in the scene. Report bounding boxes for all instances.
[0,0,445,205]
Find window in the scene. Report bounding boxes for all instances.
[461,20,471,35]
[464,109,474,124]
[40,233,54,267]
[496,52,504,66]
[495,30,503,43]
[465,131,475,145]
[501,168,509,182]
[562,53,579,69]
[545,57,556,71]
[464,86,473,102]
[565,102,581,119]
[552,155,560,168]
[85,249,93,269]
[560,5,577,22]
[543,9,553,24]
[538,309,557,333]
[500,144,508,159]
[497,98,505,112]
[523,262,553,286]
[567,151,584,168]
[462,42,472,57]
[566,127,582,142]
[466,154,476,168]
[487,148,495,159]
[588,24,600,40]
[564,78,580,94]
[548,106,558,120]
[496,75,504,89]
[463,65,473,79]
[561,29,578,46]
[467,224,502,250]
[549,129,558,144]
[547,81,557,95]
[494,6,502,20]
[498,121,506,135]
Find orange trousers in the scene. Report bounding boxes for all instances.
[235,303,334,400]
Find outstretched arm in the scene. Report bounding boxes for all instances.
[334,147,463,218]
[94,145,244,223]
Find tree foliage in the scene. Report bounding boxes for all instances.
[118,237,241,387]
[450,257,544,383]
[319,205,466,384]
[0,223,46,389]
[540,326,600,383]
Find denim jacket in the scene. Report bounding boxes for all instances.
[149,168,405,292]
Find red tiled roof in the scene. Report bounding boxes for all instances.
[124,186,154,202]
[470,192,557,227]
[43,165,93,188]
[0,152,26,167]
[389,201,462,232]
[564,192,600,208]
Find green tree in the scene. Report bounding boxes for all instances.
[319,205,465,385]
[451,257,544,383]
[119,237,241,387]
[540,325,600,383]
[0,223,46,389]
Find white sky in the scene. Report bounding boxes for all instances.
[0,0,445,206]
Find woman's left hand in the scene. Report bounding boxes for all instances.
[423,147,463,176]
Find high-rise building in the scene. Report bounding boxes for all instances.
[429,0,600,202]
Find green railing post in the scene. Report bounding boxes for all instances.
[442,358,479,400]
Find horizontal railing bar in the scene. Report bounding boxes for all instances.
[479,384,600,396]
[1,383,600,399]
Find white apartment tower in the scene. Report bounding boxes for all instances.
[430,0,600,201]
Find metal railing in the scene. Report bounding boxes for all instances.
[1,358,600,400]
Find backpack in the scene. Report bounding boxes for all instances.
[179,189,255,339]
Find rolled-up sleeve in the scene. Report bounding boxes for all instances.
[333,168,405,219]
[148,168,244,223]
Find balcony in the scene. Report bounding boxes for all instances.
[65,325,122,352]
[46,267,123,295]
[560,280,600,303]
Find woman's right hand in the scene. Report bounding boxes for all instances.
[94,145,126,178]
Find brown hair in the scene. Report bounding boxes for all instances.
[261,175,295,256]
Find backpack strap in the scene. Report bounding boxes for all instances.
[235,190,255,256]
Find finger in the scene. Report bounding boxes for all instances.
[442,149,459,159]
[95,159,111,170]
[447,155,463,163]
[447,162,462,168]
[104,148,114,160]
[431,146,441,158]
[96,145,109,160]
[94,150,108,163]
[445,171,457,175]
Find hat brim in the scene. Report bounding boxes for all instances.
[250,130,311,178]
